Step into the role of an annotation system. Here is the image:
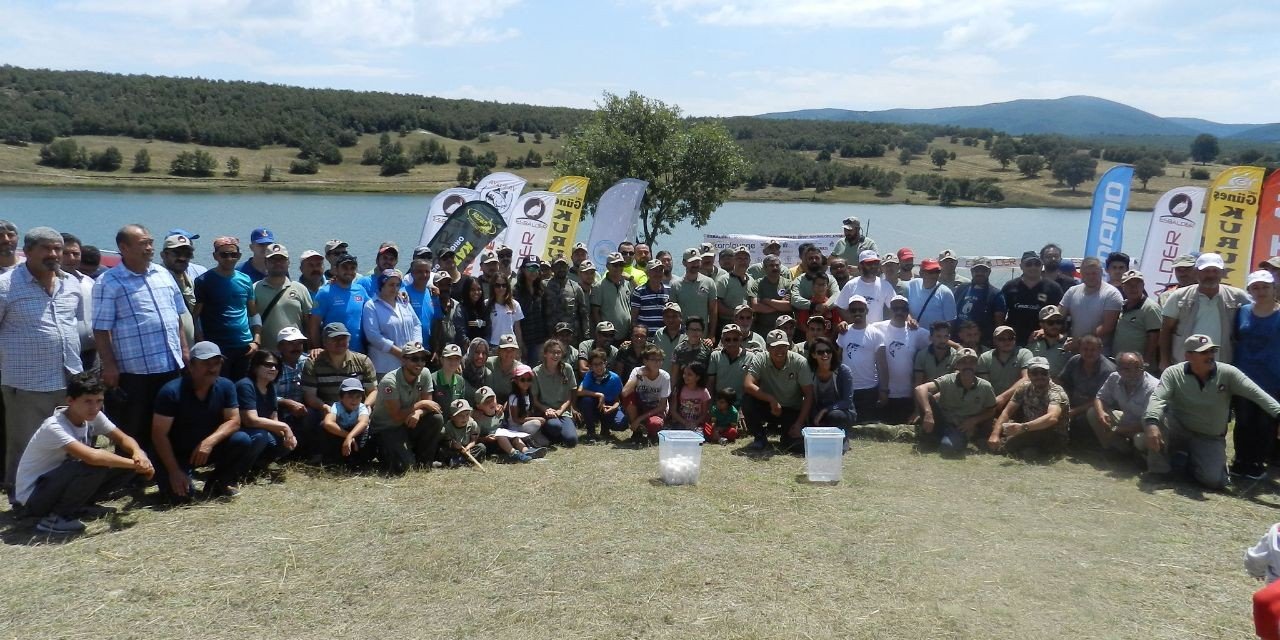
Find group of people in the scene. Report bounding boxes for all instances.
[2,213,1279,535]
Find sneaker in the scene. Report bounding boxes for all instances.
[35,514,86,535]
[718,437,728,445]
[525,447,548,459]
[628,432,648,446]
[516,452,533,463]
[431,460,444,469]
[748,436,769,451]
[202,484,241,500]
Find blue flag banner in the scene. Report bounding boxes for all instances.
[1084,165,1134,260]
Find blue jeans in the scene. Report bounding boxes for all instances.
[156,430,257,497]
[577,397,626,435]
[241,427,286,468]
[543,415,579,447]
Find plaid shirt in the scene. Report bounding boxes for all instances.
[275,353,308,403]
[93,263,186,375]
[0,266,84,391]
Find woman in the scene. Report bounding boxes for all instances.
[235,350,298,471]
[362,268,422,376]
[514,256,551,363]
[487,279,524,350]
[807,337,856,447]
[1232,270,1280,480]
[462,338,492,400]
[531,339,579,448]
[452,275,488,346]
[485,334,522,403]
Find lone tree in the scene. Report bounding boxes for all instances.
[1133,157,1165,190]
[557,91,746,245]
[898,148,912,165]
[131,148,151,173]
[1016,154,1045,178]
[930,148,949,170]
[1052,153,1098,192]
[1190,134,1219,165]
[990,137,1017,169]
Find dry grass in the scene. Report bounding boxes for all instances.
[0,432,1269,640]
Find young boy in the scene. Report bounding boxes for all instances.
[956,320,986,356]
[433,343,468,416]
[794,315,830,356]
[622,344,672,445]
[320,377,372,465]
[707,387,741,444]
[14,372,154,535]
[474,386,540,463]
[577,349,625,443]
[443,399,486,467]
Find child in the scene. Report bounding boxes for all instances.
[443,399,486,467]
[794,315,830,356]
[577,349,625,443]
[707,387,741,444]
[507,363,546,445]
[797,272,835,332]
[621,344,671,445]
[474,386,541,463]
[320,378,372,465]
[956,320,986,356]
[670,316,711,385]
[670,362,711,436]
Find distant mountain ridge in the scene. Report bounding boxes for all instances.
[759,96,1280,142]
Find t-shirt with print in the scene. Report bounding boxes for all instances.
[834,277,896,324]
[873,320,929,398]
[313,282,370,353]
[371,367,432,432]
[443,418,480,448]
[836,324,884,390]
[629,368,672,412]
[488,301,524,345]
[675,386,711,427]
[14,408,118,505]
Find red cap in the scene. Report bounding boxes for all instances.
[921,259,941,272]
[897,247,915,261]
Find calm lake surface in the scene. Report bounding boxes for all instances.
[0,187,1154,280]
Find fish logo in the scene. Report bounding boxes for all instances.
[467,207,496,235]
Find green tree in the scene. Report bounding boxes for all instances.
[361,147,381,165]
[1051,153,1097,191]
[317,143,343,165]
[225,156,241,177]
[289,158,319,174]
[1190,134,1219,165]
[38,139,88,169]
[930,148,948,170]
[990,137,1017,169]
[170,150,218,177]
[938,180,961,205]
[456,166,470,186]
[556,91,747,245]
[1016,154,1045,178]
[261,164,273,182]
[457,145,476,166]
[379,152,411,176]
[477,133,491,143]
[898,148,912,166]
[517,133,526,143]
[873,171,900,196]
[816,149,831,162]
[1133,156,1165,190]
[1238,149,1264,164]
[471,163,491,184]
[534,132,543,144]
[89,146,123,171]
[131,148,151,173]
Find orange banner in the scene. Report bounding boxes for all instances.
[1252,171,1280,270]
[1201,166,1265,287]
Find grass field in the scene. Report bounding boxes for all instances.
[0,133,1234,211]
[1,432,1270,639]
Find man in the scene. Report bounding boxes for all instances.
[672,249,719,336]
[570,242,590,274]
[787,243,811,279]
[311,253,370,353]
[577,321,619,374]
[238,227,275,283]
[732,304,768,352]
[790,244,836,324]
[1259,255,1280,281]
[13,372,153,535]
[655,250,674,285]
[370,341,444,475]
[1114,270,1162,368]
[653,302,685,370]
[152,341,256,501]
[1059,257,1122,349]
[749,255,792,336]
[635,243,653,270]
[881,252,907,296]
[546,255,589,342]
[914,348,997,455]
[828,257,852,290]
[436,249,463,298]
[707,324,754,405]
[79,245,103,279]
[300,323,378,456]
[298,249,326,295]
[748,240,781,280]
[495,245,514,283]
[591,253,633,341]
[630,260,669,335]
[194,237,260,380]
[1057,335,1116,447]
[323,239,349,275]
[0,219,21,273]
[356,242,400,297]
[1105,252,1131,288]
[470,250,499,299]
[94,224,189,453]
[719,246,756,321]
[403,259,438,348]
[743,330,813,451]
[978,325,1031,426]
[618,241,645,287]
[988,356,1070,457]
[1040,243,1077,292]
[953,257,1005,346]
[700,245,730,301]
[253,243,313,352]
[896,247,916,281]
[59,232,96,367]
[1027,305,1070,379]
[914,321,958,387]
[273,327,310,439]
[613,324,651,378]
[0,227,84,490]
[836,295,884,423]
[835,251,896,324]
[576,260,597,302]
[1089,351,1158,452]
[1159,252,1249,369]
[160,233,200,347]
[874,296,929,424]
[831,216,877,264]
[906,259,957,328]
[1001,250,1064,345]
[1143,335,1280,489]
[429,271,457,358]
[1157,254,1197,303]
[937,250,969,290]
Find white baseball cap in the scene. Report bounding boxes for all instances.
[1195,253,1225,271]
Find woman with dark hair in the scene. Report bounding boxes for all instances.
[235,349,297,471]
[806,336,856,443]
[531,339,579,447]
[452,275,488,345]
[462,338,491,399]
[514,256,552,362]
[486,278,524,351]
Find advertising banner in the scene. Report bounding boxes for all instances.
[703,233,843,267]
[1202,166,1266,286]
[1250,171,1280,270]
[1137,186,1206,296]
[544,176,590,261]
[1083,165,1134,261]
[586,178,648,268]
[419,187,479,247]
[425,200,507,272]
[474,171,528,246]
[505,191,560,265]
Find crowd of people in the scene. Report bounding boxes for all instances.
[2,214,1280,535]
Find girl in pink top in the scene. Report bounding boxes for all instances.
[670,362,711,434]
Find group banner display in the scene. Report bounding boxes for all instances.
[419,187,479,247]
[1137,186,1206,296]
[544,176,589,262]
[703,233,843,267]
[505,191,559,265]
[1251,171,1280,269]
[475,172,528,247]
[587,178,648,268]
[1202,166,1266,287]
[425,200,507,272]
[1084,165,1134,261]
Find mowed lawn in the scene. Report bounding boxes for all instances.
[0,434,1270,640]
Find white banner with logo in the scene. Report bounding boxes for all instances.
[702,233,843,266]
[1137,186,1206,296]
[419,187,479,247]
[475,171,528,246]
[587,178,648,267]
[507,191,560,265]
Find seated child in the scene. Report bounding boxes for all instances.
[706,387,741,444]
[474,386,542,463]
[320,378,373,465]
[669,362,711,435]
[443,399,486,467]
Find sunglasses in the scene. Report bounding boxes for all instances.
[405,356,427,364]
[1042,319,1062,325]
[260,362,279,369]
[218,251,242,259]
[891,306,909,312]
[813,350,832,356]
[621,251,634,256]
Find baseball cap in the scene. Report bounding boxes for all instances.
[775,315,796,328]
[163,234,192,251]
[720,323,742,336]
[663,301,683,314]
[498,334,519,349]
[718,248,734,258]
[847,294,869,308]
[276,326,306,343]
[168,228,200,241]
[882,253,900,265]
[1121,270,1145,284]
[431,270,454,284]
[596,321,616,334]
[339,378,365,394]
[265,243,288,259]
[1020,251,1042,264]
[512,363,534,378]
[734,245,750,255]
[647,259,664,271]
[496,244,513,257]
[1195,253,1225,270]
[573,242,588,252]
[764,239,781,250]
[552,254,569,266]
[480,251,498,264]
[699,243,715,258]
[377,242,399,256]
[411,246,434,261]
[1172,255,1197,268]
[1038,305,1064,321]
[607,252,625,265]
[324,239,348,254]
[733,303,752,315]
[579,260,597,272]
[401,341,427,357]
[897,247,915,261]
[450,398,473,414]
[766,329,791,347]
[300,249,322,261]
[920,259,941,272]
[441,343,463,358]
[190,341,222,360]
[323,322,351,338]
[335,253,358,266]
[250,227,275,245]
[1183,334,1218,353]
[993,325,1016,339]
[555,322,574,334]
[1247,270,1275,287]
[438,248,457,259]
[1027,357,1052,372]
[682,248,701,264]
[970,257,992,271]
[1059,260,1076,274]
[955,348,979,363]
[938,249,957,262]
[889,294,909,307]
[1263,256,1280,269]
[476,386,497,403]
[842,216,861,230]
[858,250,880,264]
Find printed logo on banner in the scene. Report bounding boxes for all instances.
[1165,193,1195,222]
[521,198,549,222]
[468,209,497,236]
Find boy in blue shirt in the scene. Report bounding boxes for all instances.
[320,377,372,465]
[576,348,625,443]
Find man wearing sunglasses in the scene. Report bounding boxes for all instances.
[618,241,646,287]
[988,356,1069,458]
[1027,305,1070,381]
[743,330,813,451]
[707,324,752,405]
[370,341,444,475]
[194,237,261,381]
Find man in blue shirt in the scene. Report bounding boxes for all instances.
[402,257,438,347]
[194,237,260,380]
[237,227,274,283]
[953,257,1006,345]
[906,259,957,328]
[310,253,369,353]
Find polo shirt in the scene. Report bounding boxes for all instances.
[789,271,836,310]
[370,367,432,432]
[330,401,369,432]
[749,275,791,335]
[654,327,683,369]
[1145,362,1280,436]
[314,282,370,353]
[194,269,255,348]
[831,236,877,264]
[1000,278,1064,345]
[154,375,239,450]
[977,347,1032,395]
[485,355,521,403]
[576,340,618,368]
[443,418,480,447]
[301,350,377,404]
[670,274,717,325]
[930,372,997,422]
[708,348,754,402]
[1027,335,1070,379]
[253,278,313,349]
[1113,296,1162,359]
[720,272,754,311]
[630,283,670,333]
[746,350,813,408]
[590,277,633,337]
[745,331,767,352]
[673,337,712,373]
[580,369,623,404]
[237,258,267,283]
[432,370,467,417]
[914,346,958,383]
[532,361,577,410]
[1096,370,1159,428]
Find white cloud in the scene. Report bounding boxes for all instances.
[940,12,1033,50]
[645,0,1027,29]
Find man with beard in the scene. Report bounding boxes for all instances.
[750,255,792,337]
[161,233,199,347]
[546,255,589,343]
[298,249,327,295]
[1158,253,1249,369]
[953,257,1005,346]
[1157,255,1197,305]
[0,220,21,274]
[356,242,400,298]
[831,217,877,265]
[1001,251,1064,345]
[1059,257,1122,350]
[790,244,837,327]
[906,259,957,328]
[835,251,896,325]
[988,356,1070,458]
[60,232,96,369]
[937,250,969,290]
[1113,270,1162,368]
[253,243,313,348]
[310,253,370,353]
[1040,243,1078,293]
[673,249,719,337]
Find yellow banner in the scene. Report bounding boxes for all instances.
[1202,165,1265,287]
[544,176,590,262]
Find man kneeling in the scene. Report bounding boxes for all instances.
[914,348,996,455]
[988,357,1070,458]
[14,373,154,535]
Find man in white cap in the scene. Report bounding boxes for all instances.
[1114,270,1162,368]
[672,248,719,336]
[253,243,313,350]
[1143,334,1280,489]
[835,250,895,324]
[937,250,969,291]
[273,326,310,437]
[831,216,877,264]
[873,295,929,424]
[743,329,813,451]
[1158,252,1249,369]
[298,249,326,295]
[707,323,754,405]
[988,356,1069,457]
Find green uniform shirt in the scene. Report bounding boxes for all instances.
[745,331,767,352]
[1145,362,1280,437]
[473,410,503,436]
[443,417,480,447]
[1114,297,1162,358]
[789,272,837,311]
[654,327,683,370]
[931,372,997,422]
[746,350,813,408]
[749,275,791,336]
[978,347,1032,395]
[709,348,754,403]
[370,367,432,432]
[546,275,589,341]
[485,355,520,402]
[1027,336,1070,379]
[721,272,754,312]
[577,340,618,368]
[670,274,718,326]
[590,277,633,338]
[914,346,958,383]
[253,279,313,350]
[831,237,877,264]
[532,361,577,410]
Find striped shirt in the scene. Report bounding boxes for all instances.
[301,350,376,405]
[0,266,84,391]
[630,282,670,333]
[93,263,186,375]
[275,354,308,403]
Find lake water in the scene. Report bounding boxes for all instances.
[0,187,1154,281]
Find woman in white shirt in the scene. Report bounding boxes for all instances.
[487,280,524,351]
[362,269,423,376]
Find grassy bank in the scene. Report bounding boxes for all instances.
[0,434,1267,639]
[0,134,1231,211]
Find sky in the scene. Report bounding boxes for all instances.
[3,0,1279,123]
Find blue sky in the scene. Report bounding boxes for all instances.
[3,1,1278,123]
